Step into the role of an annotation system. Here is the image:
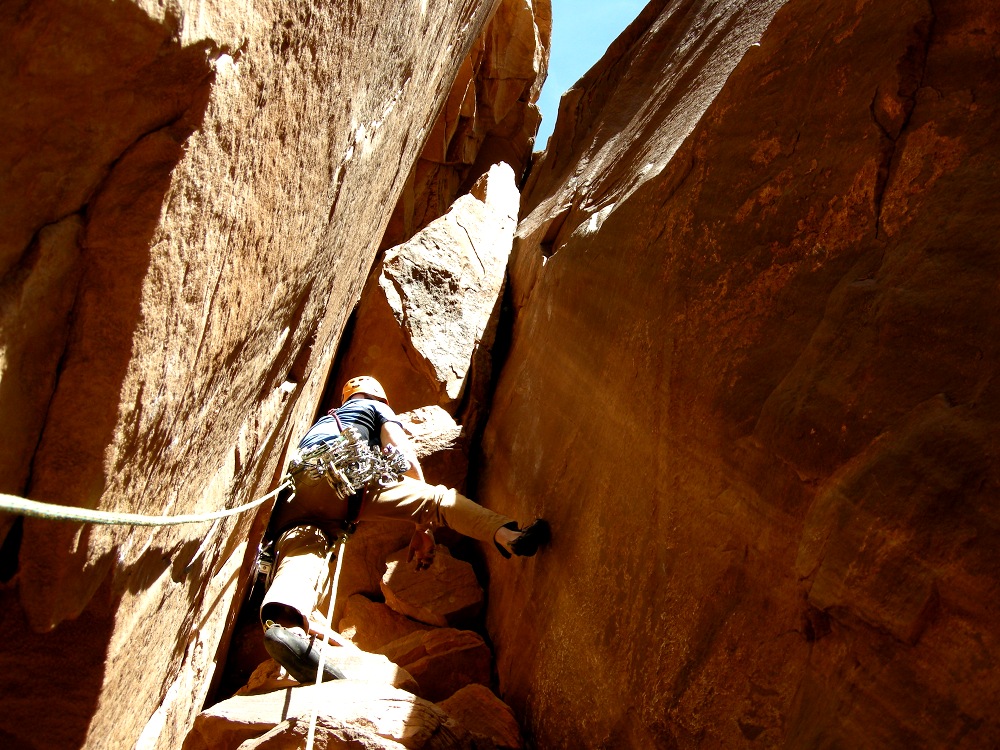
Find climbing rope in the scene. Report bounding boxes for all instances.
[306,530,350,750]
[0,478,292,527]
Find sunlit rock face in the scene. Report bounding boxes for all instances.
[480,0,1000,747]
[0,0,511,747]
[380,0,551,252]
[333,163,521,420]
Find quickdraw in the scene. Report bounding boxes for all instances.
[286,425,410,500]
[251,426,409,589]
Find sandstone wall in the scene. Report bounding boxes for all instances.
[332,163,520,421]
[480,0,1000,747]
[0,0,507,747]
[380,0,550,251]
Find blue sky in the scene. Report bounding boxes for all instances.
[535,0,648,149]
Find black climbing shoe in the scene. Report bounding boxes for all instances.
[263,624,346,684]
[509,519,551,557]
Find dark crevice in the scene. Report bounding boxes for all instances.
[871,10,936,239]
[870,88,897,241]
[0,517,24,583]
[1,211,85,286]
[326,163,346,222]
[317,301,361,416]
[20,42,217,528]
[467,274,518,492]
[25,58,217,477]
[539,200,574,258]
[21,244,87,500]
[256,279,316,402]
[1,217,85,496]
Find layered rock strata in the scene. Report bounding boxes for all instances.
[480,0,1000,747]
[0,0,515,747]
[185,680,475,750]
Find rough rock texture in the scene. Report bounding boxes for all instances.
[184,680,474,750]
[479,0,1000,747]
[333,162,520,419]
[0,0,514,747]
[381,0,551,251]
[237,654,418,696]
[437,684,524,750]
[235,717,408,750]
[381,546,484,627]
[339,594,434,653]
[379,628,493,703]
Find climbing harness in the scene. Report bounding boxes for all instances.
[0,479,293,527]
[287,425,410,500]
[252,425,409,589]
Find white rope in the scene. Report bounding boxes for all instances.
[306,531,349,750]
[0,479,292,527]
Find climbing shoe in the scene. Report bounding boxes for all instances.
[263,624,346,684]
[494,519,551,558]
[508,519,551,557]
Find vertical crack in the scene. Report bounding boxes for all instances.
[871,8,936,239]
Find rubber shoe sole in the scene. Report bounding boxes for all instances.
[263,624,346,683]
[509,519,551,557]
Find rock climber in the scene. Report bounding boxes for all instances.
[259,375,550,684]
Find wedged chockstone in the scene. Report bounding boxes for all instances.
[379,628,492,703]
[380,546,483,628]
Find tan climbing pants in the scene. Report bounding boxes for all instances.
[260,475,514,627]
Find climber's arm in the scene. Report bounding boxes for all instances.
[381,421,425,482]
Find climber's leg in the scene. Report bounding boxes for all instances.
[259,525,329,630]
[360,477,514,544]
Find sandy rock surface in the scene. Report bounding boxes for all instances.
[333,163,520,419]
[437,684,524,750]
[237,653,418,696]
[379,628,493,703]
[0,0,525,747]
[479,0,1000,747]
[381,546,484,628]
[339,594,434,653]
[185,680,473,750]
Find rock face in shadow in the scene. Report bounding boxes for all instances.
[479,0,1000,747]
[0,0,518,747]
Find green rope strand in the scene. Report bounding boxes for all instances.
[0,479,291,526]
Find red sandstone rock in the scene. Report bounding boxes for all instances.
[480,0,1000,747]
[234,717,406,749]
[381,0,550,251]
[333,162,520,419]
[0,0,523,746]
[381,546,483,628]
[437,684,523,750]
[184,680,472,750]
[331,520,417,618]
[339,594,433,653]
[399,407,471,493]
[379,628,492,703]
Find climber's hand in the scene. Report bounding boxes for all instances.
[407,528,436,571]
